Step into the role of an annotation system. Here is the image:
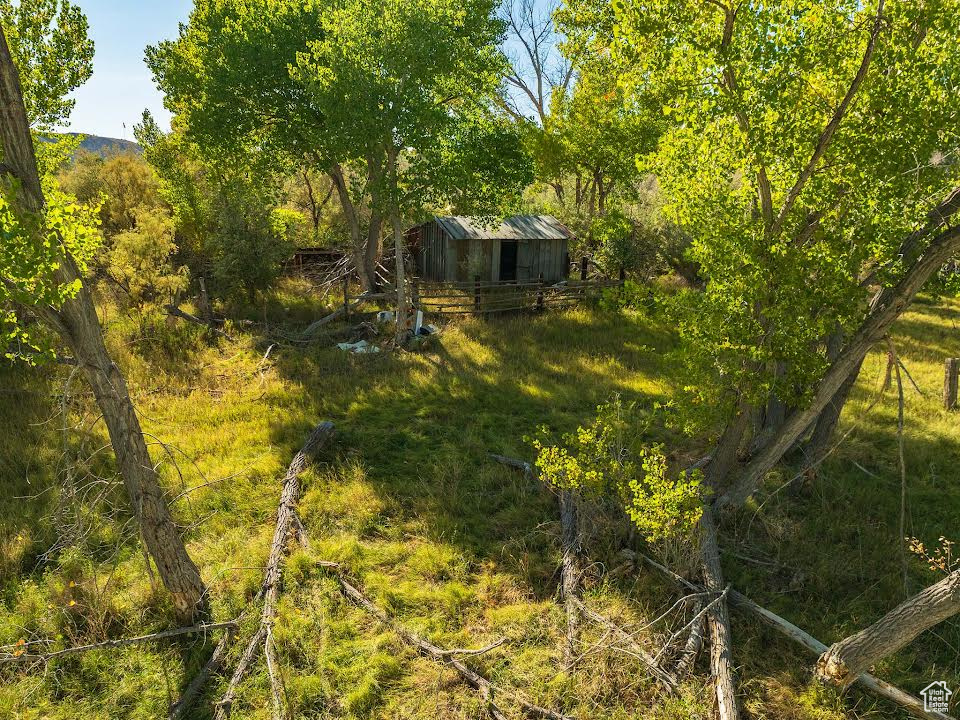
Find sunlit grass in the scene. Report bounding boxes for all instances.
[1,284,958,718]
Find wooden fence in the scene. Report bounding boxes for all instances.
[411,274,623,316]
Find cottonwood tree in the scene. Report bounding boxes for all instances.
[147,0,524,305]
[546,64,660,225]
[0,0,93,130]
[499,0,573,126]
[599,0,960,491]
[502,0,659,251]
[134,113,294,304]
[0,25,208,620]
[564,0,960,712]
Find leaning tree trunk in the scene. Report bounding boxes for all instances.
[0,28,208,621]
[719,212,960,508]
[817,569,960,686]
[799,325,863,467]
[801,356,863,467]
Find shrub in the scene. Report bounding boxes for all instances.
[529,397,703,544]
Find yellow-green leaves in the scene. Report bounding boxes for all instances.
[531,397,703,543]
[0,0,93,130]
[1,182,101,361]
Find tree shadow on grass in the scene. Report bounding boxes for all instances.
[0,363,61,575]
[266,306,678,598]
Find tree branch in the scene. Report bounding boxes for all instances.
[771,0,886,239]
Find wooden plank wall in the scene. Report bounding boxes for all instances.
[414,220,570,284]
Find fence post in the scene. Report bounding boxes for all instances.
[537,273,545,312]
[342,274,350,322]
[580,256,588,281]
[945,358,959,410]
[474,275,481,315]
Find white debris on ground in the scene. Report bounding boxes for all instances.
[336,339,381,354]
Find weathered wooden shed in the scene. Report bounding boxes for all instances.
[406,215,572,284]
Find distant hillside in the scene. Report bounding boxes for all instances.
[40,132,141,156]
[71,133,142,156]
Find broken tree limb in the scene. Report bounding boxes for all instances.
[654,588,727,668]
[165,304,233,341]
[488,453,535,481]
[816,569,960,688]
[567,596,679,694]
[169,622,239,720]
[212,422,335,720]
[313,557,573,720]
[674,597,706,677]
[0,621,237,665]
[699,510,741,720]
[635,553,951,720]
[559,489,581,667]
[301,293,390,339]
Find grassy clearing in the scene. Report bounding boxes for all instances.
[1,281,958,719]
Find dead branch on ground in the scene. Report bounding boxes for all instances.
[165,304,233,341]
[634,552,951,720]
[487,453,535,480]
[313,557,574,720]
[187,422,335,720]
[0,621,237,666]
[568,596,679,694]
[674,596,706,677]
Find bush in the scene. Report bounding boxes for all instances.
[529,396,703,544]
[102,206,187,316]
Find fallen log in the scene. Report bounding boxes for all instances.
[816,569,960,688]
[559,489,581,667]
[314,557,573,720]
[635,552,951,720]
[487,453,535,481]
[165,304,233,341]
[699,509,741,720]
[211,422,335,720]
[301,293,390,339]
[0,621,236,665]
[568,596,679,694]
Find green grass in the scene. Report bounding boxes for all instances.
[1,281,958,719]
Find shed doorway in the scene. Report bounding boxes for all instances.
[499,240,518,282]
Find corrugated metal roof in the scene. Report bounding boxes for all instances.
[434,215,572,241]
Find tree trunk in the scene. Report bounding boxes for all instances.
[802,356,863,468]
[0,28,208,621]
[817,570,960,686]
[719,216,960,508]
[391,208,408,344]
[799,326,861,467]
[706,401,751,489]
[329,163,380,293]
[700,510,740,720]
[364,210,383,293]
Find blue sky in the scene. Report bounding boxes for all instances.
[63,0,557,138]
[65,0,193,139]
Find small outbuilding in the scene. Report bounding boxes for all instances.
[406,215,573,284]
